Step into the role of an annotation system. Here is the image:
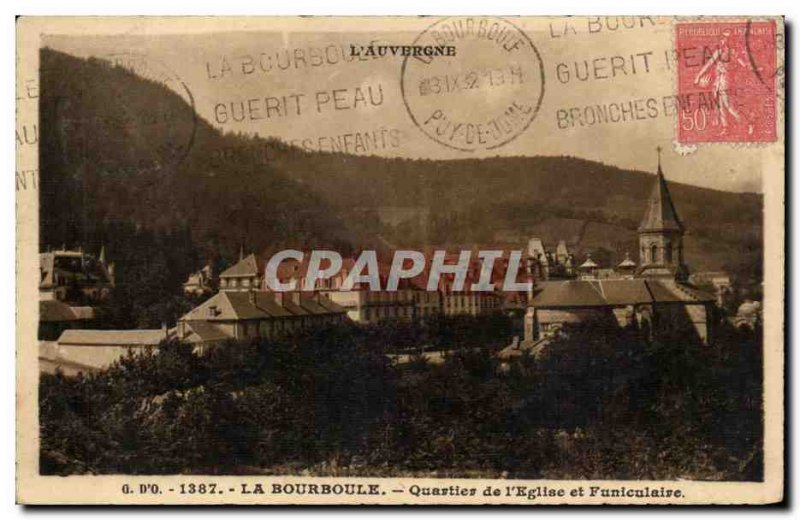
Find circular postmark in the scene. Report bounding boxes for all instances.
[401,16,545,152]
[99,52,198,170]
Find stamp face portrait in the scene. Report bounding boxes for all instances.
[401,17,545,151]
[675,21,778,144]
[15,16,785,506]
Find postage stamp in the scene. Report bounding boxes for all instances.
[675,20,778,144]
[15,16,785,506]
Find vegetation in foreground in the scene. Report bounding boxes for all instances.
[40,319,763,481]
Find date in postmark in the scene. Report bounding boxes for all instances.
[401,17,545,152]
[675,20,777,144]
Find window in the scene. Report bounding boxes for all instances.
[650,244,658,264]
[665,242,673,263]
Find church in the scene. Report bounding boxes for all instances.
[524,151,717,345]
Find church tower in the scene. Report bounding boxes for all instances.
[637,147,689,281]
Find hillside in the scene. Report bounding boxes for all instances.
[40,48,762,285]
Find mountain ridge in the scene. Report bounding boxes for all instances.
[39,48,762,286]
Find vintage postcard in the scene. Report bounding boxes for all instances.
[16,16,784,505]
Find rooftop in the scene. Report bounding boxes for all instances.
[57,329,170,346]
[531,279,714,308]
[638,166,684,234]
[180,290,346,322]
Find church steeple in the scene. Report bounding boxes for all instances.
[637,147,688,281]
[638,152,684,233]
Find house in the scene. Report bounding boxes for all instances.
[183,264,215,296]
[175,289,347,349]
[38,246,112,339]
[219,252,264,292]
[39,247,114,303]
[522,152,717,346]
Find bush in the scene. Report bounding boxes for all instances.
[39,319,762,479]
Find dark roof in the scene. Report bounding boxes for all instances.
[225,292,294,319]
[599,279,653,304]
[182,321,230,342]
[180,290,345,322]
[531,280,607,307]
[531,279,714,308]
[39,300,95,322]
[40,300,78,322]
[638,169,684,233]
[296,297,331,315]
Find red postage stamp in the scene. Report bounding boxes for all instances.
[675,20,778,144]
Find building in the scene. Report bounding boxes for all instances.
[232,254,418,324]
[219,251,264,292]
[689,271,733,307]
[312,258,417,323]
[523,151,716,346]
[39,247,114,302]
[219,251,507,324]
[636,157,689,281]
[175,289,347,349]
[526,237,575,280]
[38,247,113,339]
[38,300,96,341]
[41,328,172,375]
[183,264,215,296]
[432,255,505,317]
[528,278,714,343]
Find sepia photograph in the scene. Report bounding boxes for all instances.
[15,15,785,505]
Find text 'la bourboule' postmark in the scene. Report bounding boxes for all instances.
[401,17,545,152]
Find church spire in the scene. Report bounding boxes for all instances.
[637,147,688,281]
[638,147,683,233]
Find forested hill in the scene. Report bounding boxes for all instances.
[40,48,762,283]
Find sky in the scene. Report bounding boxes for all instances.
[41,16,784,193]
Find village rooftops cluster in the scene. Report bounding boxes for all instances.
[222,249,535,293]
[41,149,730,374]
